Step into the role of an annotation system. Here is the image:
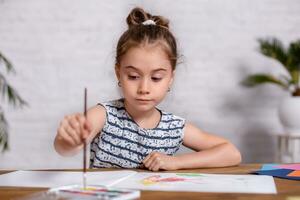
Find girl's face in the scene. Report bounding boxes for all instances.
[116,43,174,113]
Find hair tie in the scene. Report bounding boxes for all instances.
[142,19,156,26]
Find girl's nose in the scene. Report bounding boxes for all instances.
[138,79,150,94]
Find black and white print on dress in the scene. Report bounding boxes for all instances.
[90,99,185,168]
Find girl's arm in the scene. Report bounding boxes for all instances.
[174,122,242,169]
[143,122,241,171]
[54,105,106,156]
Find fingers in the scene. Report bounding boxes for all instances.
[69,117,81,135]
[57,113,92,147]
[75,114,92,140]
[57,126,77,147]
[66,118,82,145]
[84,120,93,132]
[59,116,81,146]
[143,153,151,165]
[143,152,163,172]
[149,158,162,171]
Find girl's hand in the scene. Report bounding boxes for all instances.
[56,113,92,149]
[142,152,179,171]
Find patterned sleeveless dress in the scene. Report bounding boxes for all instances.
[90,99,185,168]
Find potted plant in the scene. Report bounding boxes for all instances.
[0,51,27,152]
[243,37,300,135]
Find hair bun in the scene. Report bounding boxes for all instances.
[126,7,169,29]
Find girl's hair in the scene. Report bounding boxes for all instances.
[116,7,178,70]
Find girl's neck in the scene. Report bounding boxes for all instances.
[123,99,161,129]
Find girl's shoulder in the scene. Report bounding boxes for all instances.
[97,99,129,121]
[98,99,125,111]
[99,98,124,107]
[159,109,186,127]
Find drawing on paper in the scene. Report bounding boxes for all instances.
[140,173,206,186]
[141,175,186,185]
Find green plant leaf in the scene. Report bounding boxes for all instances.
[287,40,300,70]
[6,84,27,107]
[255,38,300,94]
[258,38,288,69]
[286,40,300,85]
[242,74,289,89]
[0,51,24,153]
[0,106,9,152]
[0,51,15,74]
[0,72,27,108]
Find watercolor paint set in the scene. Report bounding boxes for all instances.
[47,185,140,200]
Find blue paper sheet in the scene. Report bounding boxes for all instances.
[253,164,300,180]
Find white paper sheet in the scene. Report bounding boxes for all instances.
[0,170,277,194]
[0,170,136,188]
[114,172,277,194]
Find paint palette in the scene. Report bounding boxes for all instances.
[47,185,140,200]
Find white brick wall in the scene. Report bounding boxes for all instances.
[0,0,299,169]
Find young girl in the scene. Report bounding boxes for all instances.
[54,7,241,171]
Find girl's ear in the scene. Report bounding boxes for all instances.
[115,65,121,81]
[169,70,175,87]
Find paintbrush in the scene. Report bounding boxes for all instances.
[83,88,87,189]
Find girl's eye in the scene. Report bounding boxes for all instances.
[151,77,162,82]
[128,75,139,80]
